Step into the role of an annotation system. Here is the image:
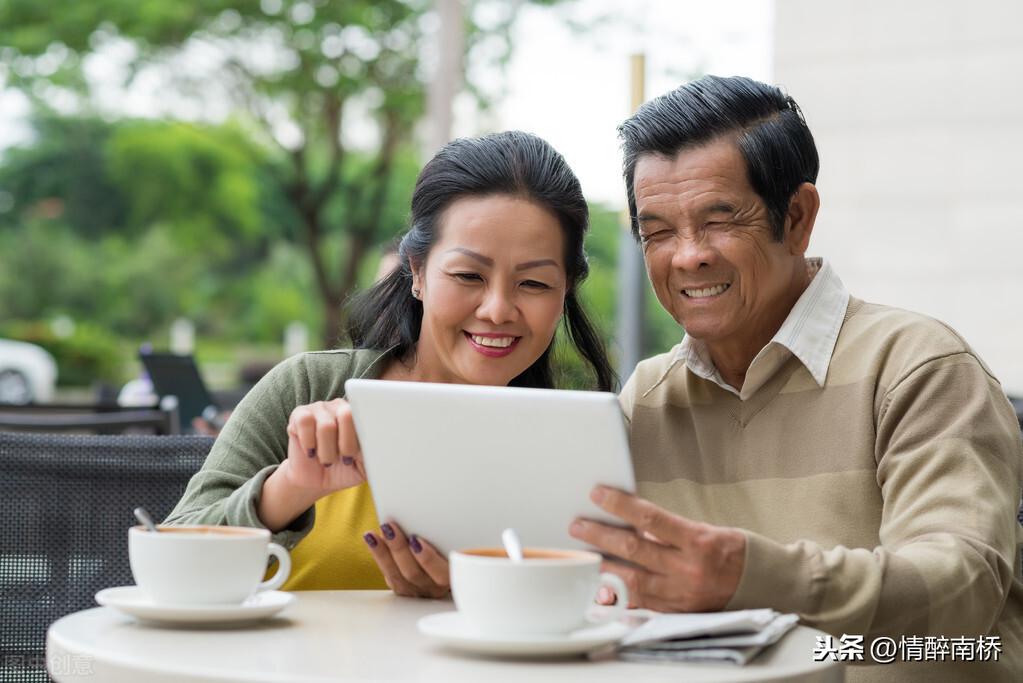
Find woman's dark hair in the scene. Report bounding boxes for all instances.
[619,75,820,241]
[345,131,616,392]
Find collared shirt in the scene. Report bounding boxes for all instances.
[645,257,851,401]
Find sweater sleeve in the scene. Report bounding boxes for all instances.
[164,352,353,550]
[727,352,1023,638]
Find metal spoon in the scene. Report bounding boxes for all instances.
[501,527,524,563]
[133,507,159,532]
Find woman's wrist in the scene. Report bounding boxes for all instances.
[257,462,324,532]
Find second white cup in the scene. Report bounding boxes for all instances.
[450,547,628,636]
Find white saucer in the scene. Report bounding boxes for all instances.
[95,586,295,625]
[417,611,629,658]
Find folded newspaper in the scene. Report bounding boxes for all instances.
[614,609,800,665]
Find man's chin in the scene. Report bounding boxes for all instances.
[676,320,731,343]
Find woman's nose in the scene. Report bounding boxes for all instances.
[476,287,517,324]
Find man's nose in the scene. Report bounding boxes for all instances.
[670,234,714,271]
[476,287,517,324]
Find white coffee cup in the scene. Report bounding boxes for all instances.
[450,547,628,636]
[128,525,291,605]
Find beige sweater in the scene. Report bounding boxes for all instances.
[621,298,1023,682]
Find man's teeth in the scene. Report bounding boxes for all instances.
[684,283,730,298]
[471,335,515,348]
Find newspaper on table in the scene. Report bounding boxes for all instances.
[613,608,800,665]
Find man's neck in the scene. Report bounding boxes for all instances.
[706,261,813,391]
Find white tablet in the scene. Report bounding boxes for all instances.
[345,379,635,556]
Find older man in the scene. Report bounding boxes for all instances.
[570,75,1022,681]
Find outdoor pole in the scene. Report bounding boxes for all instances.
[615,53,647,382]
[424,0,465,161]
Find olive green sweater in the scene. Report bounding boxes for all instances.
[165,349,391,589]
[621,298,1023,681]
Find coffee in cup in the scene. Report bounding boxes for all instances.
[128,525,291,605]
[449,547,628,636]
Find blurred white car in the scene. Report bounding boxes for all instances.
[0,339,58,404]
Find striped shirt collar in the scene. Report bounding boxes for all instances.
[645,258,850,400]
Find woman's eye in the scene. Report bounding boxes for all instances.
[453,272,482,282]
[521,280,551,290]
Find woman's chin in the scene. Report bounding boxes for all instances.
[458,362,525,387]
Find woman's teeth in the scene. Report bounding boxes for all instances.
[684,283,730,298]
[471,335,515,348]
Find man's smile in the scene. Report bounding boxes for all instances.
[682,283,731,299]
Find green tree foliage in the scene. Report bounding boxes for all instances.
[0,115,128,239]
[105,120,265,252]
[0,0,559,345]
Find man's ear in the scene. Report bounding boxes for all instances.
[784,182,820,255]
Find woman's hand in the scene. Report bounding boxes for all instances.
[282,398,367,494]
[364,521,450,599]
[257,398,365,532]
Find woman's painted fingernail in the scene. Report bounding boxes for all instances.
[598,586,614,604]
[324,463,333,468]
[381,523,395,540]
[409,535,423,554]
[307,448,316,458]
[363,532,378,548]
[342,456,354,466]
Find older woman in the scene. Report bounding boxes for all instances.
[166,131,615,598]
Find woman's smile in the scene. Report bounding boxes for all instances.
[464,331,521,358]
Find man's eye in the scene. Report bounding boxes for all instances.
[640,230,670,243]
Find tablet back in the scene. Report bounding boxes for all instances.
[345,379,635,556]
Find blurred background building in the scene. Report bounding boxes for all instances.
[774,0,1023,394]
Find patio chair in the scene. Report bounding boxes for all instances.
[0,400,180,435]
[0,431,213,682]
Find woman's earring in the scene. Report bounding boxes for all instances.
[412,288,421,299]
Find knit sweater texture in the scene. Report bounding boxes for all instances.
[621,297,1023,681]
[165,349,390,590]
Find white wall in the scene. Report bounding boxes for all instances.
[774,0,1023,394]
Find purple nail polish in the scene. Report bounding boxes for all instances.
[342,456,354,466]
[381,523,395,540]
[324,463,333,468]
[307,448,316,458]
[409,535,422,554]
[363,532,378,548]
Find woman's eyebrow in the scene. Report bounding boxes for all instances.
[516,259,559,271]
[445,247,493,266]
[446,248,558,272]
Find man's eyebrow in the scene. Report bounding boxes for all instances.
[704,202,737,214]
[635,213,665,226]
[445,247,494,266]
[515,259,559,271]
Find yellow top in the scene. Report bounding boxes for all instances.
[281,483,387,590]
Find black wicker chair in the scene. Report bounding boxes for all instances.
[0,402,180,435]
[0,431,213,682]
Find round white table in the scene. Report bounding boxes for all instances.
[48,591,843,682]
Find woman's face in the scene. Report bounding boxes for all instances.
[410,194,568,386]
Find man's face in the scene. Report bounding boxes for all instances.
[633,138,803,348]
